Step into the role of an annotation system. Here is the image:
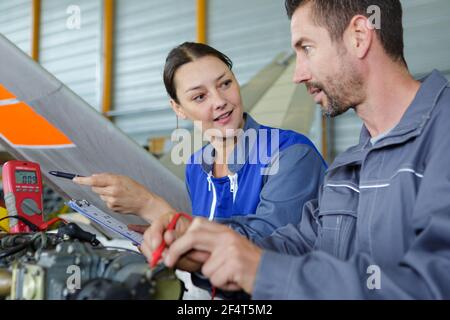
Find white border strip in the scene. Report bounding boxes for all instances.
[327,168,424,192]
[0,133,76,149]
[360,183,390,189]
[0,99,19,106]
[396,168,424,178]
[325,184,360,193]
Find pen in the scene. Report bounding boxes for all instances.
[49,171,85,180]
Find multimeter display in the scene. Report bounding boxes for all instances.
[15,170,38,185]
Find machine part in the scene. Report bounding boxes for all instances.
[42,185,65,216]
[1,221,184,300]
[0,232,59,266]
[56,223,100,246]
[8,240,184,300]
[11,263,45,300]
[152,267,185,300]
[0,269,12,298]
[72,279,133,300]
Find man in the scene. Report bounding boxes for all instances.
[140,0,450,299]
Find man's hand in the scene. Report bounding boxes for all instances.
[73,173,174,222]
[164,218,262,294]
[139,212,209,272]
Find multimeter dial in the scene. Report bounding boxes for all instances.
[21,198,42,216]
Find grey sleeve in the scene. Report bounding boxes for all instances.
[252,128,450,299]
[252,198,320,255]
[252,247,432,299]
[216,144,326,242]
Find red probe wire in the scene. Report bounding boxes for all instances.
[149,212,217,300]
[150,212,192,268]
[38,217,67,231]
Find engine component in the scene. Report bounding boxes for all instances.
[0,269,12,297]
[0,225,184,300]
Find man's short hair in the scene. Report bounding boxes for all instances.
[285,0,407,65]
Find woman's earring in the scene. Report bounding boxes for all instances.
[176,115,179,130]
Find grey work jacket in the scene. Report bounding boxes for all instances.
[253,70,450,299]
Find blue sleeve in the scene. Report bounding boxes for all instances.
[252,133,450,299]
[185,164,192,203]
[217,143,327,242]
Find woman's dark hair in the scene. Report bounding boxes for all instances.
[163,42,233,103]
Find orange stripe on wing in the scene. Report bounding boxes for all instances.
[0,84,16,100]
[0,101,73,147]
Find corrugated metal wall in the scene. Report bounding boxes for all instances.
[0,0,31,55]
[0,0,31,153]
[332,0,450,157]
[1,0,448,153]
[111,0,196,146]
[207,0,325,154]
[113,0,296,146]
[40,0,102,110]
[209,0,292,86]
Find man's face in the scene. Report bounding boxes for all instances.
[290,3,365,117]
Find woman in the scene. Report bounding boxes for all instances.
[74,42,327,240]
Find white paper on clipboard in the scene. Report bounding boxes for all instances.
[67,199,144,245]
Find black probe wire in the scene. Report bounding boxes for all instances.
[0,215,40,232]
[0,241,30,260]
[0,216,40,260]
[0,232,47,260]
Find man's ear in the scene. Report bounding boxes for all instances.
[345,15,373,59]
[170,99,187,120]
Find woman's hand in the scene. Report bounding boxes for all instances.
[127,224,149,234]
[73,173,174,222]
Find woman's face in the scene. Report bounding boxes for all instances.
[170,55,244,139]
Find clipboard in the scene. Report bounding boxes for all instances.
[67,199,144,245]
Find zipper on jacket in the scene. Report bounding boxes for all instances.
[207,173,217,221]
[228,173,239,203]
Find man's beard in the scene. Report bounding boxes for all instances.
[307,61,365,118]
